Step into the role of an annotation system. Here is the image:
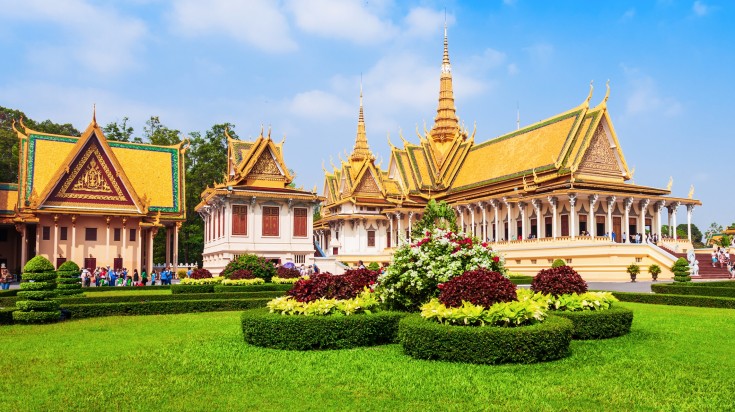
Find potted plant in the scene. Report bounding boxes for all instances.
[626,263,640,282]
[648,264,661,281]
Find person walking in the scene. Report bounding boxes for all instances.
[0,264,11,290]
[141,269,148,286]
[151,270,157,286]
[133,269,139,283]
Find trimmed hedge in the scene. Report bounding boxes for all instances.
[398,314,573,365]
[15,300,60,312]
[552,306,633,340]
[0,290,18,297]
[651,284,735,298]
[56,291,284,305]
[509,276,534,285]
[681,281,735,288]
[214,284,293,293]
[613,292,735,309]
[82,285,171,292]
[12,310,60,324]
[0,308,14,325]
[20,281,55,291]
[17,291,57,300]
[241,308,406,350]
[21,271,57,282]
[170,284,215,294]
[65,298,270,319]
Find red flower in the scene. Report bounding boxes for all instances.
[437,283,444,290]
[493,256,500,263]
[481,242,488,248]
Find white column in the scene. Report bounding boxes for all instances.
[519,202,527,240]
[386,214,394,247]
[671,202,680,240]
[686,205,694,241]
[532,199,542,238]
[105,217,110,263]
[458,206,465,233]
[569,194,577,239]
[639,199,650,239]
[469,206,475,237]
[480,202,487,241]
[667,210,673,237]
[20,225,28,267]
[547,196,558,239]
[623,197,633,243]
[165,226,171,267]
[396,212,401,246]
[148,228,155,273]
[503,198,512,241]
[408,212,414,242]
[71,216,77,263]
[491,200,499,242]
[53,216,59,264]
[588,194,598,237]
[173,222,180,271]
[122,218,127,267]
[656,201,665,240]
[607,196,616,240]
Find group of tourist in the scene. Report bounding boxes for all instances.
[617,232,659,244]
[80,266,179,287]
[0,263,12,290]
[712,248,731,269]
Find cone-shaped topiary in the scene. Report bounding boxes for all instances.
[531,265,588,297]
[551,259,567,268]
[672,258,691,283]
[56,260,83,296]
[14,256,60,324]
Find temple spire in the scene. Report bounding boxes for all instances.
[430,21,462,144]
[350,81,373,163]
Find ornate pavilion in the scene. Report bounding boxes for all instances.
[0,114,186,273]
[314,27,701,274]
[196,128,322,276]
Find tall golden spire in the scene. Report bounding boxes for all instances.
[429,22,462,143]
[349,80,374,163]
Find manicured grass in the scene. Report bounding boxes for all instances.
[77,289,173,297]
[1,303,733,411]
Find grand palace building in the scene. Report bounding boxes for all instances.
[0,114,186,273]
[314,27,702,279]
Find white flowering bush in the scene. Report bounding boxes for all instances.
[376,228,506,311]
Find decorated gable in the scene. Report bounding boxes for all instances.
[353,169,381,195]
[577,122,624,180]
[41,132,139,211]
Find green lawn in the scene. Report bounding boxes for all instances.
[1,303,733,411]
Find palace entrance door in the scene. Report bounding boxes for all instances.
[613,217,622,243]
[560,215,569,237]
[84,257,96,271]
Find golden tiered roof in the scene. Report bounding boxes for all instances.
[349,88,374,163]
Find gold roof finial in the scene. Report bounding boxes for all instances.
[585,80,594,104]
[349,80,374,163]
[280,134,286,145]
[688,185,695,199]
[666,176,673,191]
[386,132,395,149]
[329,156,336,170]
[399,128,409,145]
[267,125,272,139]
[260,124,264,137]
[603,79,611,104]
[92,103,97,126]
[429,20,461,144]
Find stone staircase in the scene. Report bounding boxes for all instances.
[660,246,732,279]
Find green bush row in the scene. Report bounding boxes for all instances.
[20,281,55,291]
[21,271,57,282]
[56,291,284,305]
[17,291,57,300]
[65,298,270,320]
[509,275,534,284]
[241,308,406,350]
[170,284,215,294]
[0,308,14,325]
[552,306,633,340]
[677,281,735,288]
[398,314,573,365]
[651,284,735,298]
[0,290,18,298]
[612,292,735,309]
[12,310,60,324]
[15,300,60,312]
[56,277,81,285]
[214,284,292,293]
[82,286,172,293]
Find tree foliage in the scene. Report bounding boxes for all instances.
[410,199,458,238]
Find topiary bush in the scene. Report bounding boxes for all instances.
[56,260,82,296]
[531,265,588,297]
[241,308,405,350]
[367,262,381,271]
[398,314,573,364]
[190,268,213,280]
[438,268,516,309]
[14,256,60,324]
[222,254,276,282]
[551,259,567,268]
[672,258,691,282]
[553,306,634,339]
[287,269,377,303]
[229,269,255,280]
[276,266,301,279]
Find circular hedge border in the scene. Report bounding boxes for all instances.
[12,310,60,324]
[240,308,406,350]
[170,284,215,294]
[552,306,634,340]
[398,314,573,365]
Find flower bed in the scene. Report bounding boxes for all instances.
[398,314,573,364]
[240,308,405,350]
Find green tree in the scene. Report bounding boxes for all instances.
[103,117,141,143]
[144,116,181,146]
[675,223,704,247]
[411,199,458,238]
[704,222,724,244]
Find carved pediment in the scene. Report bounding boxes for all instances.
[248,149,283,179]
[353,170,380,194]
[578,124,623,177]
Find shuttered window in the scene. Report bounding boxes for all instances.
[367,230,376,247]
[232,205,248,235]
[262,206,279,236]
[293,208,308,237]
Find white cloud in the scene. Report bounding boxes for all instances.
[0,0,146,76]
[621,65,682,117]
[403,7,455,38]
[507,63,519,76]
[170,0,296,52]
[692,1,710,16]
[503,0,518,5]
[286,0,397,45]
[467,48,507,72]
[621,8,636,21]
[288,90,353,120]
[524,42,554,65]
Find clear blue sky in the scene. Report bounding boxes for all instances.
[1,0,732,231]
